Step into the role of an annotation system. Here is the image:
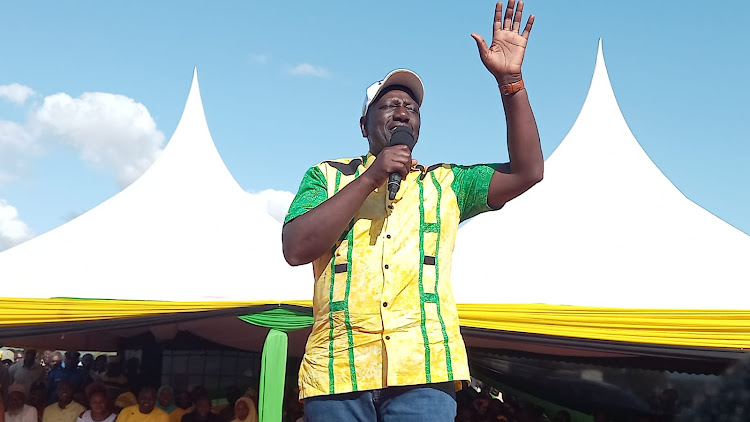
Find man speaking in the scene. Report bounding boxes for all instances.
[282,1,542,420]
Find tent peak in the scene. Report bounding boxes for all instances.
[127,68,244,194]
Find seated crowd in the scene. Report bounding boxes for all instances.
[5,348,729,422]
[1,350,260,422]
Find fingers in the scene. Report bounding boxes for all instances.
[503,0,515,31]
[382,145,413,178]
[521,15,535,39]
[471,33,489,60]
[512,1,524,33]
[493,2,503,37]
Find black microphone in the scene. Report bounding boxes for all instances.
[388,126,416,200]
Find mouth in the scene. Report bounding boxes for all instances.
[388,124,409,133]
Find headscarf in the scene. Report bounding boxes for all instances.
[157,386,177,413]
[115,392,137,409]
[232,397,257,422]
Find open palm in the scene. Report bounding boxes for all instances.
[471,0,534,81]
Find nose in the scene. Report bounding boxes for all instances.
[393,105,409,122]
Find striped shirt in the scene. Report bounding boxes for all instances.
[285,153,497,399]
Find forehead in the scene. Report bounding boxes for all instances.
[373,86,418,104]
[140,388,156,398]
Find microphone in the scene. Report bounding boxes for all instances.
[388,126,416,200]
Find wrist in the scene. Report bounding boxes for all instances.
[495,73,523,86]
[499,78,525,96]
[357,171,381,192]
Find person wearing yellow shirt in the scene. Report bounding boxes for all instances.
[116,388,168,422]
[42,382,85,422]
[282,2,543,421]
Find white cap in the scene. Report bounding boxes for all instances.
[361,69,424,117]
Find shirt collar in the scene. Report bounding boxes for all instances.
[363,152,376,169]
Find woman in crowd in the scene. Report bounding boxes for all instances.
[180,397,218,422]
[155,388,175,415]
[76,391,115,422]
[230,398,256,422]
[116,387,168,422]
[167,392,189,422]
[4,385,38,422]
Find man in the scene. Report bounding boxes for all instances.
[42,381,85,422]
[46,352,83,404]
[8,350,45,396]
[45,354,62,373]
[79,354,95,386]
[4,385,38,422]
[116,387,169,422]
[282,1,541,421]
[1,356,10,403]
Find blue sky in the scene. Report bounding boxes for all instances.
[0,0,748,249]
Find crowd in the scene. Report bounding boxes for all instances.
[1,349,580,422]
[454,386,574,422]
[1,350,263,422]
[4,348,745,422]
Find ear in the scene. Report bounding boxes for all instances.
[360,116,368,138]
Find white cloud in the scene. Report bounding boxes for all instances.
[248,189,294,223]
[0,120,36,150]
[288,63,330,78]
[0,199,34,251]
[32,92,165,187]
[0,83,35,105]
[0,121,37,186]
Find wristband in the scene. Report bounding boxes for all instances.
[499,79,524,96]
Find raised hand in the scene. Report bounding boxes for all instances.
[471,1,534,83]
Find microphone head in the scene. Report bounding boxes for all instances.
[390,126,416,151]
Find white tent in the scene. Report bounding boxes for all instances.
[1,44,748,369]
[452,41,750,309]
[0,70,310,303]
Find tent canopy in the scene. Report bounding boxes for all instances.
[0,69,311,303]
[1,43,748,373]
[452,40,750,309]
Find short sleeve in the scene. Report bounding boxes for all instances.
[450,163,499,222]
[284,166,328,225]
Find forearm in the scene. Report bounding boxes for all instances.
[500,75,543,182]
[282,176,375,266]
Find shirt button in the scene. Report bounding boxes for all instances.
[385,335,391,340]
[384,264,389,270]
[386,234,391,239]
[383,302,388,307]
[388,205,394,210]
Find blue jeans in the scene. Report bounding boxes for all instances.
[303,382,456,422]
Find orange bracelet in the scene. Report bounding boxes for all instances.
[499,79,524,96]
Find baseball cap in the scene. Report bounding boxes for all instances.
[362,69,424,117]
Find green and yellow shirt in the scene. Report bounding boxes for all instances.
[285,153,498,399]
